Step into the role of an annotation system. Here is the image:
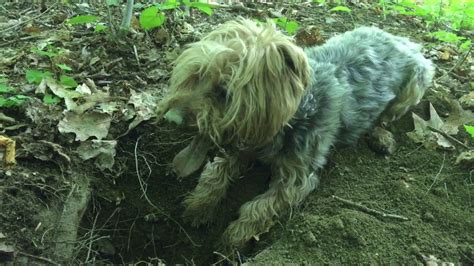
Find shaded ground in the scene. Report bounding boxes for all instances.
[0,1,472,265]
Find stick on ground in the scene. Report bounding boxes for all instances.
[332,195,409,221]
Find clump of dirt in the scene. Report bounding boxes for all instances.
[0,1,472,265]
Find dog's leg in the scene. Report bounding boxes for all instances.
[381,78,426,124]
[183,154,244,226]
[221,153,319,248]
[370,63,434,155]
[382,59,434,123]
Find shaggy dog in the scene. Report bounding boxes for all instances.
[156,18,434,248]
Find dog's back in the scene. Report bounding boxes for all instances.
[303,27,434,144]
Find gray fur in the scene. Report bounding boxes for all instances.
[257,26,434,168]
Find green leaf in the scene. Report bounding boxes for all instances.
[285,21,299,34]
[191,3,213,16]
[0,95,29,107]
[59,75,78,88]
[67,15,98,25]
[0,83,14,93]
[460,40,472,52]
[56,63,72,71]
[431,31,465,44]
[273,17,287,28]
[464,125,474,138]
[43,93,61,105]
[94,24,108,32]
[330,6,352,13]
[392,5,408,15]
[139,6,166,30]
[32,48,59,58]
[26,69,52,84]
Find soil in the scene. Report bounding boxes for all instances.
[0,1,472,265]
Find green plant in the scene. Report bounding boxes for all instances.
[67,15,99,25]
[43,93,61,105]
[139,0,216,31]
[430,30,465,43]
[26,69,53,85]
[429,30,472,52]
[464,125,474,138]
[25,69,78,105]
[31,45,64,59]
[67,14,108,33]
[330,5,352,13]
[383,0,474,30]
[139,6,166,30]
[273,17,299,34]
[0,76,30,108]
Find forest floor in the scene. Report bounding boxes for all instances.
[0,1,473,265]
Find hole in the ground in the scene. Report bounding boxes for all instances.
[79,124,271,264]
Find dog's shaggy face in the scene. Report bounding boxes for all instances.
[157,19,310,147]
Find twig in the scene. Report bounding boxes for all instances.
[0,1,59,34]
[85,211,100,263]
[332,195,409,221]
[426,152,446,194]
[436,45,472,82]
[105,0,117,36]
[133,136,200,247]
[17,251,57,265]
[427,126,470,149]
[212,251,233,265]
[0,35,40,48]
[133,44,141,69]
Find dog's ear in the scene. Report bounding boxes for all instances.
[278,45,310,89]
[219,26,310,147]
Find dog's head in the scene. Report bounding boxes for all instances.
[157,18,310,148]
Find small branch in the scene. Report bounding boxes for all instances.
[133,44,141,69]
[427,126,470,149]
[17,251,57,265]
[332,195,409,221]
[426,152,446,194]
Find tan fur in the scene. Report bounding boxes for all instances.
[382,79,426,123]
[157,19,310,147]
[182,155,245,226]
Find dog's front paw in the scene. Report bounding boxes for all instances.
[367,126,397,155]
[221,219,273,249]
[182,195,217,227]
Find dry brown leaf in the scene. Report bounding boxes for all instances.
[407,103,455,150]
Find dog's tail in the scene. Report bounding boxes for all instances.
[382,52,435,123]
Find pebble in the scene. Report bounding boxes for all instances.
[302,231,317,246]
[422,211,435,222]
